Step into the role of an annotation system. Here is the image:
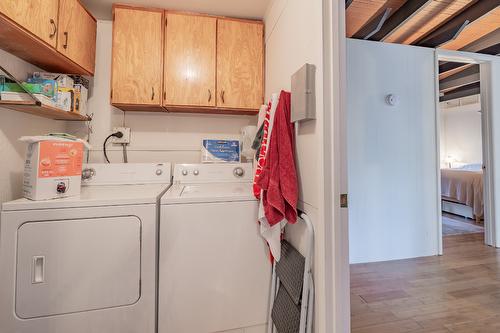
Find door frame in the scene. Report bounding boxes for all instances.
[435,49,498,253]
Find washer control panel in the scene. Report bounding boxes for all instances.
[174,163,253,184]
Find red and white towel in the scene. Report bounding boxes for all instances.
[254,91,298,261]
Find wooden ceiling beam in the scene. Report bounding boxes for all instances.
[417,1,500,48]
[461,28,500,52]
[353,8,392,39]
[384,0,476,45]
[346,0,407,38]
[440,82,480,102]
[367,0,433,41]
[439,65,480,93]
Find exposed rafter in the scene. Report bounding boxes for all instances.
[440,82,480,102]
[353,8,392,40]
[439,65,480,93]
[439,30,500,80]
[462,28,500,52]
[419,20,470,48]
[367,0,433,41]
[416,1,500,48]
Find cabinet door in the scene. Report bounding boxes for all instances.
[57,0,97,74]
[111,7,163,106]
[217,19,264,110]
[164,13,216,107]
[0,0,59,48]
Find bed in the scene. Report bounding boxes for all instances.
[441,163,483,222]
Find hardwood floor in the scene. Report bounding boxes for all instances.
[351,233,500,332]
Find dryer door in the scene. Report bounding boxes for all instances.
[16,216,141,319]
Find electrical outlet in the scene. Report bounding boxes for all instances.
[113,127,131,144]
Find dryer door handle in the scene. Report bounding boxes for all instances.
[32,256,45,284]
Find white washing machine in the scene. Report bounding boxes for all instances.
[0,163,172,333]
[159,163,271,333]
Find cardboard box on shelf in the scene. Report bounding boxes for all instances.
[17,81,57,98]
[0,91,33,102]
[56,88,74,112]
[73,84,88,114]
[31,72,74,89]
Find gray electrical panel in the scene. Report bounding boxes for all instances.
[291,63,316,122]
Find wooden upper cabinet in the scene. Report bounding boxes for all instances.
[0,0,59,48]
[217,19,264,110]
[111,6,164,107]
[57,0,96,75]
[164,13,216,107]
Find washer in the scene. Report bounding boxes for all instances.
[0,163,172,333]
[159,163,271,333]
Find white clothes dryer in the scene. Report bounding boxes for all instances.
[0,163,172,333]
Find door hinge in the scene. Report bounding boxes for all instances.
[340,193,348,208]
[163,91,166,100]
[112,12,115,21]
[110,89,113,100]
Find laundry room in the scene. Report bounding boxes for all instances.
[0,1,339,333]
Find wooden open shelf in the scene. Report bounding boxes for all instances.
[0,100,91,121]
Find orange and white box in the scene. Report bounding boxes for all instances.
[23,140,83,200]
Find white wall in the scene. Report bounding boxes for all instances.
[0,50,67,204]
[440,101,483,165]
[347,39,439,264]
[68,20,256,164]
[264,0,327,331]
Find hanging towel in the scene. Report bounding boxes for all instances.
[256,91,298,261]
[253,94,279,198]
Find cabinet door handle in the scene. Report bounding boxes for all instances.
[220,90,225,104]
[49,19,57,38]
[63,31,68,49]
[208,89,212,102]
[151,87,155,101]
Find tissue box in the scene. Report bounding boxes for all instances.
[23,140,83,200]
[202,139,240,163]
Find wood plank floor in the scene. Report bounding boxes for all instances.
[351,233,500,332]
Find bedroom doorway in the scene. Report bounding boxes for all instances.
[436,51,496,253]
[439,63,485,241]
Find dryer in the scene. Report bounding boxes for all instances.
[0,163,172,333]
[159,163,271,333]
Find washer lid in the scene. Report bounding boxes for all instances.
[161,183,256,204]
[2,183,170,211]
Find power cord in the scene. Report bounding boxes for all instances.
[103,131,123,163]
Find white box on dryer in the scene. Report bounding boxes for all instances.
[23,139,84,200]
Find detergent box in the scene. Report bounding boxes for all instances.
[22,139,84,200]
[201,139,240,163]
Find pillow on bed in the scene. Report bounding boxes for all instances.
[452,163,482,171]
